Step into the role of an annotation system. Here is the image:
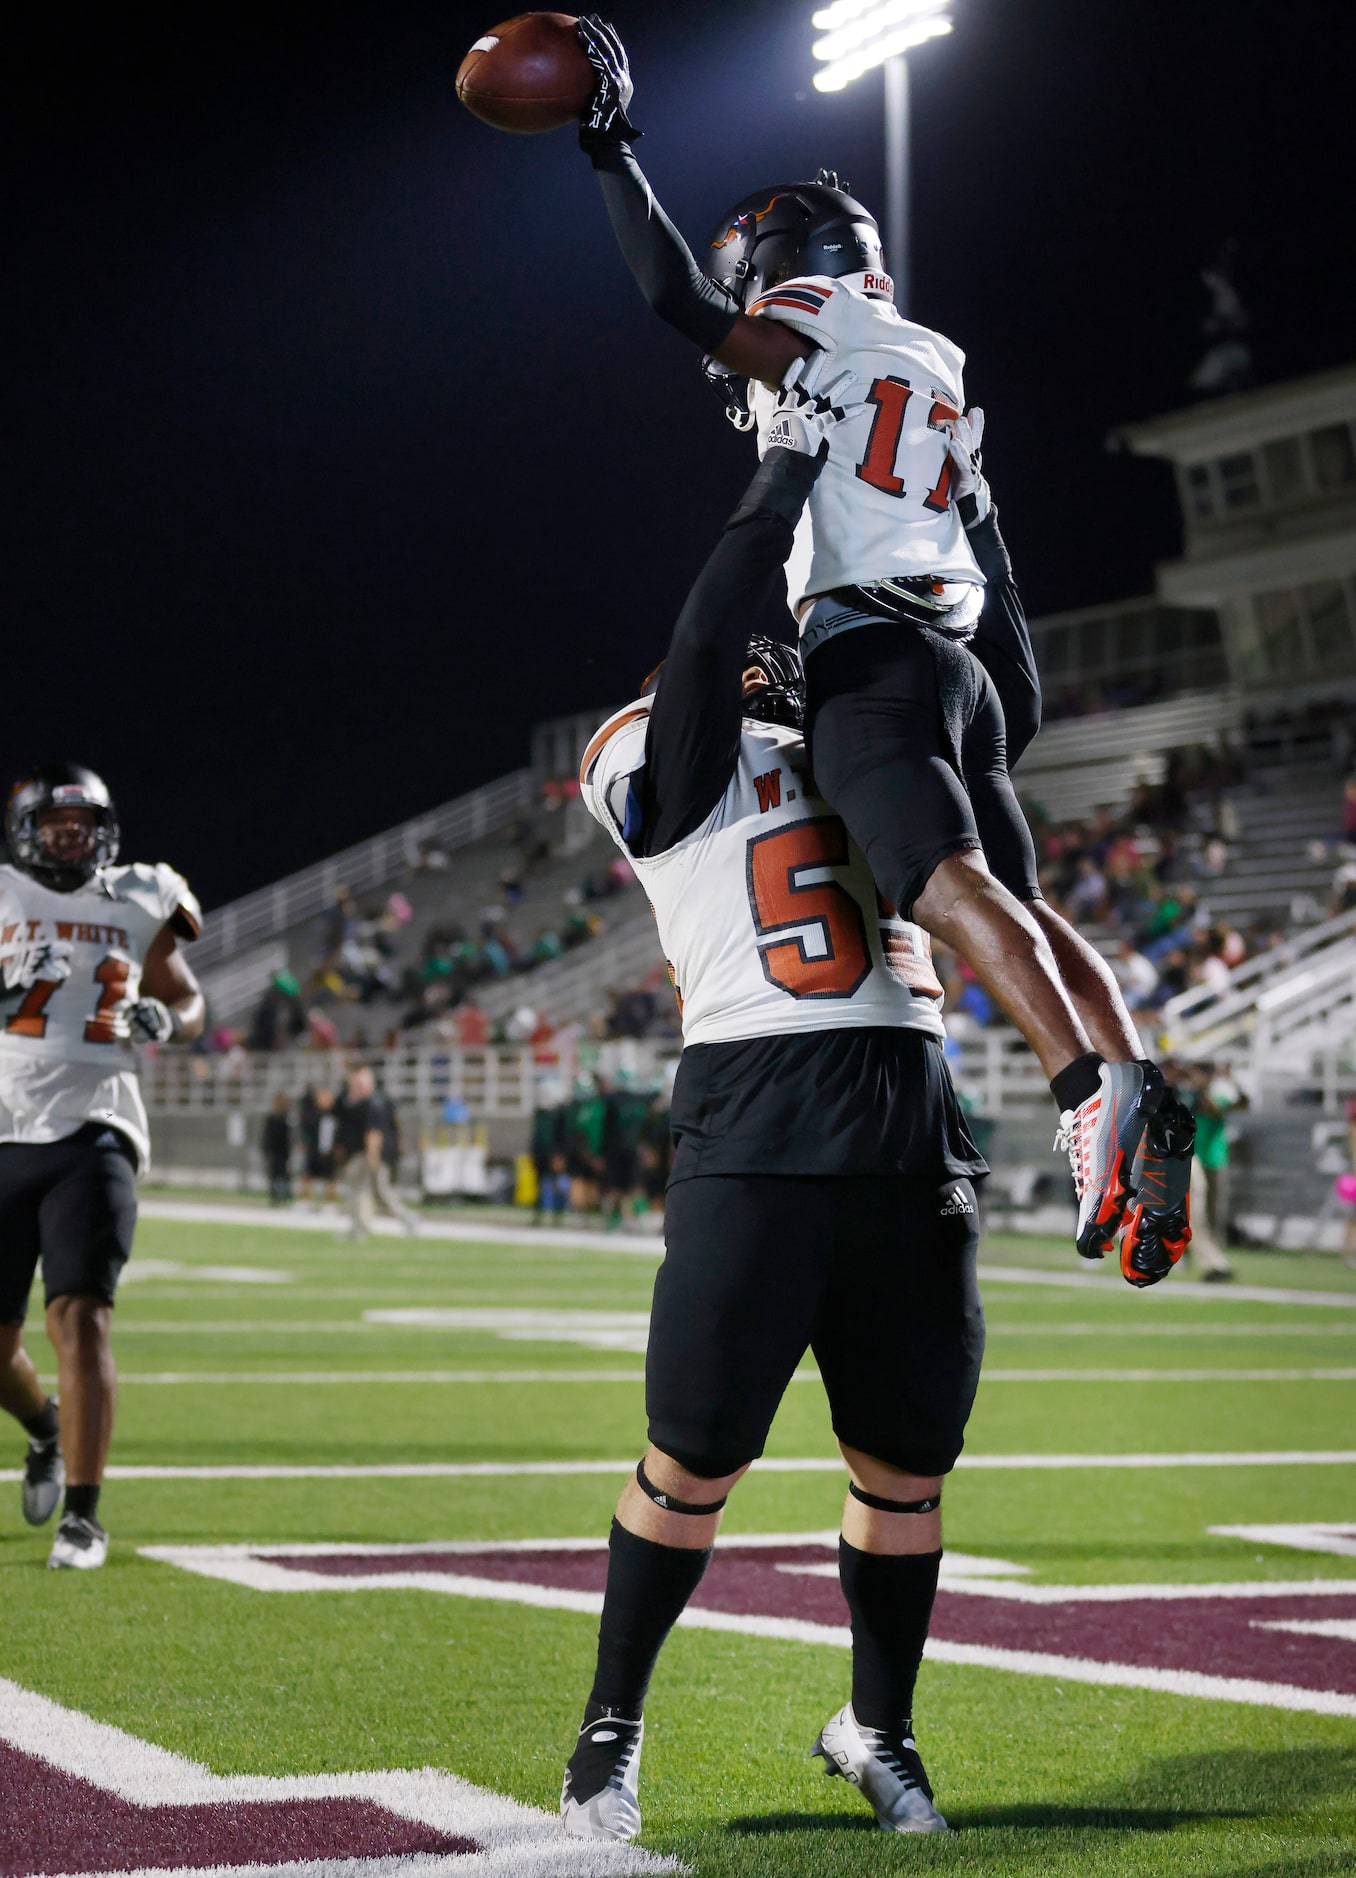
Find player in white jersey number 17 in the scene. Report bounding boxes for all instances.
[0,764,206,1569]
[562,15,1192,1283]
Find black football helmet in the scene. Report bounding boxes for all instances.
[706,170,886,311]
[5,764,120,891]
[743,635,804,732]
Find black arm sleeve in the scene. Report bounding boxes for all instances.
[964,504,1042,768]
[631,448,823,857]
[590,142,741,355]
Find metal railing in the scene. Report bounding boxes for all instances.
[193,767,538,969]
[1160,908,1356,1051]
[143,1043,537,1118]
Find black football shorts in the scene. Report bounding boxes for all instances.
[0,1124,139,1325]
[805,619,1042,918]
[647,1171,985,1480]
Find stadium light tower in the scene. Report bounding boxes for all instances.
[811,0,954,317]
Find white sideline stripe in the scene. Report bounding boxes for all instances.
[133,1554,1356,1722]
[0,1676,681,1877]
[88,1367,1356,1385]
[135,1200,1356,1305]
[5,1450,1356,1485]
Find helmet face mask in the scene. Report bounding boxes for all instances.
[741,635,805,732]
[5,765,120,892]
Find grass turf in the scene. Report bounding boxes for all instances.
[3,1211,1355,1875]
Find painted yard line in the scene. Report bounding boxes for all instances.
[4,1449,1355,1485]
[1211,1522,1356,1559]
[104,1318,1356,1337]
[139,1198,666,1257]
[975,1266,1356,1307]
[132,1554,1356,1721]
[136,1200,1356,1303]
[82,1366,1356,1385]
[0,1676,680,1877]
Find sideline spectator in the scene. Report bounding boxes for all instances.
[299,1085,339,1206]
[1179,1061,1244,1281]
[261,1092,293,1205]
[335,1065,418,1242]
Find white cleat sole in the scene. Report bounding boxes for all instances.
[813,1705,948,1834]
[48,1531,108,1571]
[559,1794,641,1842]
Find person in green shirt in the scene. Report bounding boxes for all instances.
[1181,1062,1244,1281]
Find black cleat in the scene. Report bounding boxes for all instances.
[22,1437,64,1527]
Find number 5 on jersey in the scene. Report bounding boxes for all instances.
[746,817,871,999]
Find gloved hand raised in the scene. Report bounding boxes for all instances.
[577,15,641,153]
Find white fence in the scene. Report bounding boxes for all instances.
[143,1044,537,1119]
[193,768,537,969]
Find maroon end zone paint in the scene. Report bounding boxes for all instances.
[0,1742,479,1876]
[270,1543,1356,1699]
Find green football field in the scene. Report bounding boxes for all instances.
[4,1203,1356,1877]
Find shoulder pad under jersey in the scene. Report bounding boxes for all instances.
[578,703,652,835]
[104,862,203,939]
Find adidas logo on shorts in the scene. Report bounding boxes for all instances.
[939,1185,976,1216]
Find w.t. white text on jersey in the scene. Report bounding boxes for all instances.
[747,272,983,618]
[0,862,200,1168]
[580,704,945,1049]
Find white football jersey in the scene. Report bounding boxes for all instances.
[0,862,201,1168]
[746,271,983,621]
[580,703,945,1048]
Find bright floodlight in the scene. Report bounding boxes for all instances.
[812,0,952,91]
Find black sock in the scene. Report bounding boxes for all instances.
[64,1484,101,1524]
[839,1540,942,1731]
[1050,1051,1104,1114]
[22,1399,59,1444]
[587,1519,712,1718]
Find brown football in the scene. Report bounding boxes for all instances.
[456,13,595,134]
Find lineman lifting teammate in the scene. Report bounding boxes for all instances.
[0,766,204,1568]
[563,387,985,1839]
[568,17,1196,1283]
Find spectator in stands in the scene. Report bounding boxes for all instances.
[248,971,306,1052]
[1342,775,1356,844]
[454,1001,490,1048]
[299,1085,339,1206]
[335,1064,418,1242]
[1111,938,1158,1011]
[1066,854,1107,923]
[261,1092,293,1205]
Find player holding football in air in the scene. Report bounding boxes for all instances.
[0,766,205,1568]
[565,17,1195,1283]
[563,387,984,1841]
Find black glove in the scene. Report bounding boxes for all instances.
[577,14,642,154]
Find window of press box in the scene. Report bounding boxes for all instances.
[1185,463,1214,517]
[1218,451,1261,508]
[1311,423,1356,490]
[1263,436,1305,502]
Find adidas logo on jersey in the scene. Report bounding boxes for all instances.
[939,1186,976,1216]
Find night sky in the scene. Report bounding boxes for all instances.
[8,1,1353,909]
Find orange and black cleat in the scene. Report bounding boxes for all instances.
[1055,1061,1165,1263]
[1119,1097,1197,1288]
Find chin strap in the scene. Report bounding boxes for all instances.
[635,1459,727,1516]
[848,1482,942,1515]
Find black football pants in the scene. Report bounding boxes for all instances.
[805,621,1042,920]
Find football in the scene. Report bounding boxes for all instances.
[455,13,595,134]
